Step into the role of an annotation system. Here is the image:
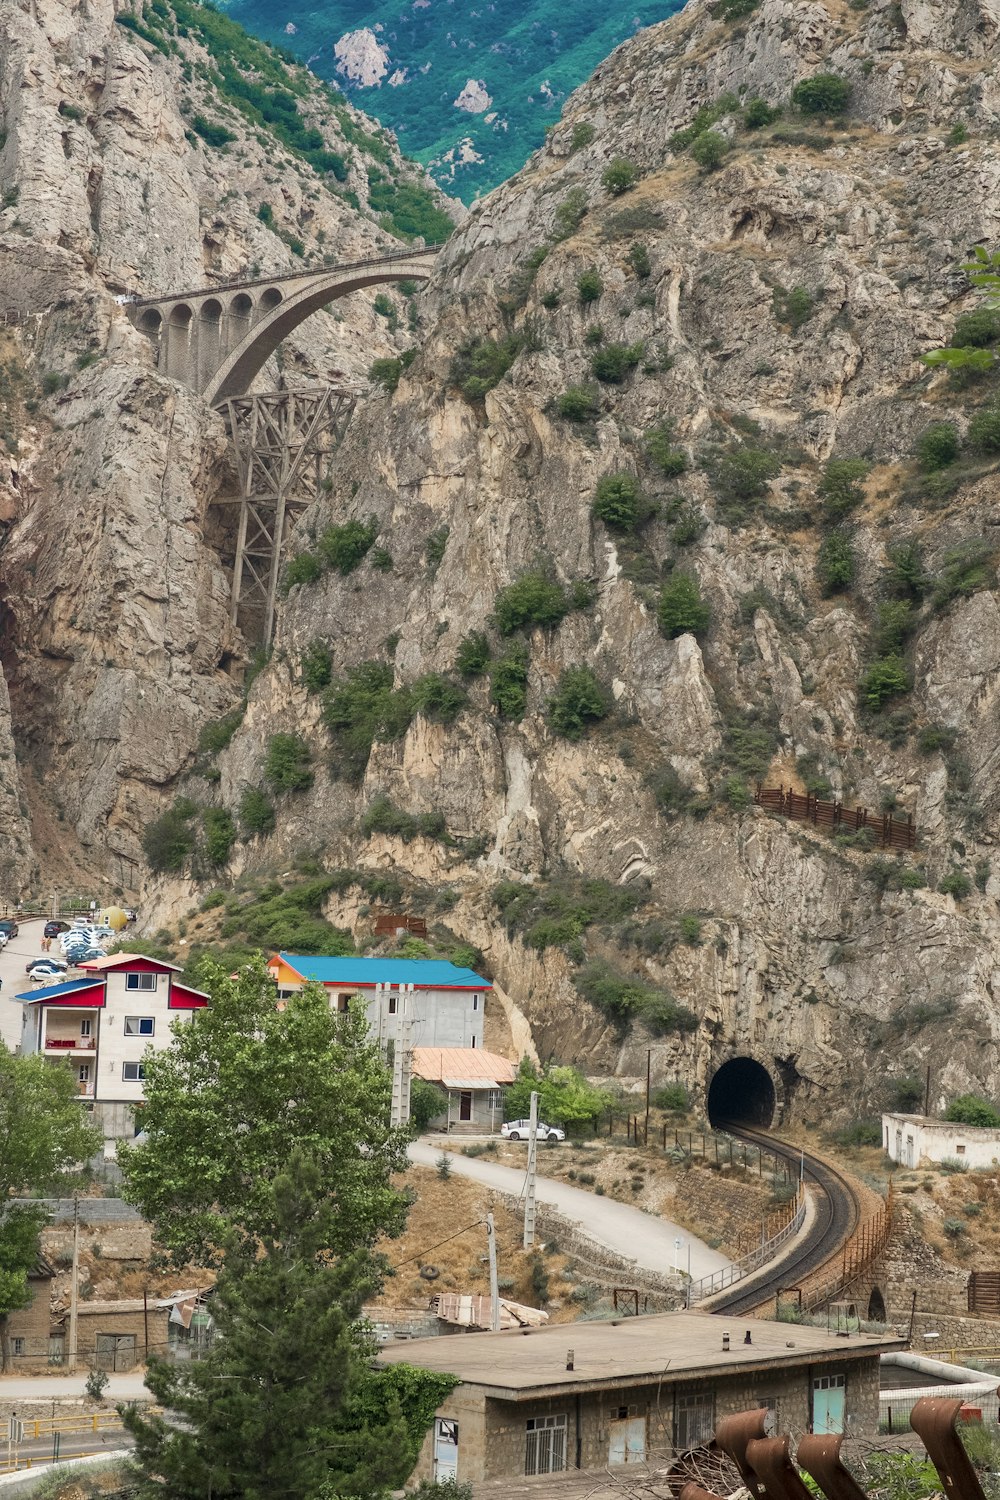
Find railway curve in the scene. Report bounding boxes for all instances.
[706,1123,864,1316]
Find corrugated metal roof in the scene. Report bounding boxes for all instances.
[14,978,106,1004]
[276,954,491,988]
[411,1047,516,1085]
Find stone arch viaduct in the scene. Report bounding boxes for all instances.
[126,244,439,405]
[124,245,439,641]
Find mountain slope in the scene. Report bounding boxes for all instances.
[207,0,1000,1118]
[0,0,456,888]
[220,0,686,199]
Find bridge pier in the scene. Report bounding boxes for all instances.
[218,387,356,643]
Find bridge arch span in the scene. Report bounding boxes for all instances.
[203,260,434,405]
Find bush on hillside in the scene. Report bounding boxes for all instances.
[577,268,603,303]
[859,656,911,711]
[547,666,612,740]
[658,573,711,638]
[318,519,377,575]
[590,341,643,383]
[322,662,413,784]
[917,422,960,472]
[791,74,852,115]
[239,788,275,838]
[143,799,198,873]
[556,385,601,421]
[944,1093,1000,1127]
[489,644,530,720]
[494,572,570,635]
[202,807,236,866]
[264,733,313,793]
[592,472,651,531]
[454,630,491,678]
[691,131,728,172]
[601,158,638,196]
[816,532,856,594]
[645,422,688,476]
[818,458,868,520]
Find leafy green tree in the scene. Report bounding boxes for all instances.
[645,421,687,476]
[744,98,780,129]
[119,968,407,1265]
[924,247,1000,376]
[123,1154,456,1500]
[493,571,569,635]
[601,157,638,195]
[489,643,530,719]
[658,572,711,639]
[264,732,313,793]
[300,639,332,692]
[944,1093,1000,1127]
[505,1058,610,1130]
[967,407,1000,451]
[283,550,322,591]
[547,666,612,740]
[691,131,728,172]
[714,446,781,504]
[0,1053,99,1365]
[592,472,650,531]
[410,673,467,724]
[791,74,852,115]
[323,662,414,784]
[369,357,403,393]
[590,341,643,383]
[410,1078,449,1131]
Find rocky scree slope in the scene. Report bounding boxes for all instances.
[0,0,455,887]
[205,0,1000,1118]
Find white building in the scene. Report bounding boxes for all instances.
[882,1112,1000,1169]
[16,954,207,1152]
[267,954,490,1050]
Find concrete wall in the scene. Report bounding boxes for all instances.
[4,1275,53,1367]
[883,1113,1000,1169]
[407,1356,882,1484]
[425,1089,505,1134]
[75,1306,171,1367]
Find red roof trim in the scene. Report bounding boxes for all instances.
[169,983,209,1010]
[28,984,106,1009]
[79,956,180,975]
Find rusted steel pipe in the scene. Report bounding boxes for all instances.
[714,1409,769,1496]
[745,1436,813,1500]
[909,1396,987,1500]
[797,1433,869,1500]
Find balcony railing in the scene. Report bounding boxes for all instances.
[45,1037,96,1050]
[77,1082,94,1098]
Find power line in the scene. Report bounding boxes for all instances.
[388,1218,486,1272]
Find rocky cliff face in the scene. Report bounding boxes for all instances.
[4,0,1000,1118]
[0,0,455,885]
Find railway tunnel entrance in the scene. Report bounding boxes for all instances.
[707,1057,776,1128]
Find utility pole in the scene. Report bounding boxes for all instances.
[644,1050,651,1146]
[523,1090,538,1250]
[924,1066,932,1118]
[486,1213,500,1332]
[68,1195,80,1372]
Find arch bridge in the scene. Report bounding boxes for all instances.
[126,245,440,641]
[126,244,439,404]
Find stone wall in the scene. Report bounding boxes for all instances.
[672,1162,784,1259]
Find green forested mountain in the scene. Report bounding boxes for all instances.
[219,0,686,200]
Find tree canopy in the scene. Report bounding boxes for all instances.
[118,961,410,1264]
[505,1058,610,1130]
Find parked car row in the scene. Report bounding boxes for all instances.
[500,1119,566,1142]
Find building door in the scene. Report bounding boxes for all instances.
[433,1418,459,1482]
[459,1091,473,1122]
[609,1415,647,1465]
[812,1373,846,1434]
[95,1333,137,1372]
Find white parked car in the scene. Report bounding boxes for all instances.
[501,1119,566,1142]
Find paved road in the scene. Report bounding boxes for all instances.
[0,917,48,1051]
[408,1140,731,1281]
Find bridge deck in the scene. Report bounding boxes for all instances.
[129,243,442,307]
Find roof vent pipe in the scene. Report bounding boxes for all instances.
[566,1349,575,1371]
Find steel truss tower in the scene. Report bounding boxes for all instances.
[217,386,356,642]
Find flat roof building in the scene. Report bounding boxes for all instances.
[883,1112,1000,1169]
[378,1311,904,1486]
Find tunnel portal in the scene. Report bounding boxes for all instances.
[707,1056,776,1128]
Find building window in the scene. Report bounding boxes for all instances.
[125,973,157,992]
[956,1144,967,1155]
[122,1061,146,1082]
[124,1016,155,1036]
[11,1338,24,1358]
[78,1065,90,1083]
[471,1036,476,1048]
[487,1090,503,1111]
[472,995,479,1011]
[388,996,398,1015]
[525,1415,566,1476]
[80,1017,93,1038]
[674,1391,715,1452]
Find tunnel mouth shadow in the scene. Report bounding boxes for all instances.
[708,1057,776,1128]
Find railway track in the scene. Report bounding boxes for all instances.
[706,1121,864,1316]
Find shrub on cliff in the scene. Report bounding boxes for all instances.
[859,656,911,711]
[575,960,697,1037]
[239,789,275,838]
[489,644,530,719]
[547,666,612,741]
[590,341,643,383]
[454,630,491,678]
[318,519,377,575]
[493,571,570,634]
[691,131,728,172]
[816,531,856,594]
[143,799,198,873]
[658,572,711,639]
[818,458,868,521]
[264,733,313,794]
[556,384,601,421]
[323,662,414,783]
[577,268,603,303]
[410,673,467,724]
[791,74,852,115]
[592,472,651,531]
[202,808,236,866]
[645,422,688,476]
[917,421,960,472]
[601,157,638,196]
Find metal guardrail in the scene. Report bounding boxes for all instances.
[20,1413,125,1440]
[687,1187,806,1305]
[129,242,444,307]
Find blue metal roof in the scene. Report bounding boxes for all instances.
[14,977,105,1003]
[277,954,490,989]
